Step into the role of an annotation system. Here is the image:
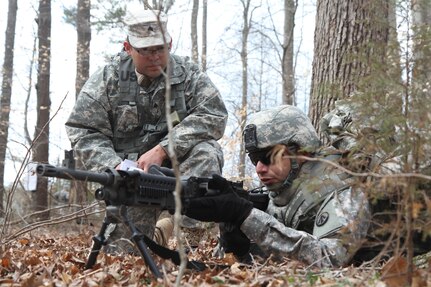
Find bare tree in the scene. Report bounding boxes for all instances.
[76,0,91,97]
[238,0,255,178]
[70,0,92,216]
[201,0,207,71]
[0,0,18,216]
[23,38,38,146]
[281,0,297,105]
[191,0,199,63]
[31,0,52,220]
[142,0,174,13]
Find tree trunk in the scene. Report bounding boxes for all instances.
[281,0,296,105]
[71,0,91,218]
[238,0,251,178]
[309,0,389,131]
[0,0,18,216]
[412,0,431,81]
[32,0,51,220]
[201,0,207,71]
[76,0,91,97]
[191,0,199,63]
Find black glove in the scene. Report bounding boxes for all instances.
[185,174,253,226]
[219,223,250,258]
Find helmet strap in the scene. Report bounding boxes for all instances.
[281,158,300,189]
[267,157,301,195]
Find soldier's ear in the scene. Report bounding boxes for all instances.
[124,41,133,54]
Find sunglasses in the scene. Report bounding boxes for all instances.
[132,45,167,56]
[248,148,272,166]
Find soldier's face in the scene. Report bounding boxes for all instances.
[124,41,169,79]
[255,147,292,186]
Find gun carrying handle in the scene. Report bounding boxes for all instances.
[148,164,175,177]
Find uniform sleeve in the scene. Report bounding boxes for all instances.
[65,67,122,171]
[241,189,371,268]
[159,69,228,159]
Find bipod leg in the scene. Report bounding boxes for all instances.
[85,212,111,269]
[119,206,162,278]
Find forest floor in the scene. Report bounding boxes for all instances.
[1,218,430,287]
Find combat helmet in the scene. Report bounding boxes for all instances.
[244,105,320,153]
[243,105,321,191]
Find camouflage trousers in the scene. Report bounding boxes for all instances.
[104,140,224,254]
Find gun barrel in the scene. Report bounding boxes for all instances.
[36,164,114,186]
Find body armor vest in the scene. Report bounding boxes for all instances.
[109,52,188,159]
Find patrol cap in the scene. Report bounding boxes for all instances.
[244,105,321,153]
[125,9,172,48]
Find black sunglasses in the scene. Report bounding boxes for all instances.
[248,148,272,166]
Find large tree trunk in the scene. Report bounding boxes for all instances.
[32,0,51,220]
[281,0,296,105]
[309,0,390,131]
[0,0,18,216]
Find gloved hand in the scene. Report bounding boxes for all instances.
[185,174,253,226]
[219,223,251,258]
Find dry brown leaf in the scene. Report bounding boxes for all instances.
[70,264,80,275]
[412,202,423,219]
[381,256,410,287]
[18,238,30,246]
[1,257,11,269]
[24,256,41,266]
[222,253,237,265]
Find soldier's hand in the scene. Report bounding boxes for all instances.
[219,223,251,258]
[184,175,253,226]
[137,144,168,172]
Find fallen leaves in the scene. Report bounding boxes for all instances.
[0,224,430,286]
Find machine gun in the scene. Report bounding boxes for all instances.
[36,163,268,278]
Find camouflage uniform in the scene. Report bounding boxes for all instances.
[240,105,371,268]
[321,101,431,262]
[66,51,227,252]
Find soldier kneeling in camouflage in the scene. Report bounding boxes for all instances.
[66,8,227,253]
[185,105,371,268]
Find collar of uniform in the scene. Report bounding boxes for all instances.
[135,69,153,88]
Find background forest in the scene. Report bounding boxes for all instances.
[1,0,431,286]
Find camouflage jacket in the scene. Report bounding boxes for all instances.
[66,52,227,171]
[241,152,371,268]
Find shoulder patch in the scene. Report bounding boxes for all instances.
[316,211,329,227]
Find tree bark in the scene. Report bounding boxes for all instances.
[309,0,389,131]
[191,0,199,63]
[32,0,51,220]
[76,0,91,97]
[238,0,251,178]
[281,0,296,105]
[0,0,18,216]
[71,0,92,218]
[201,0,207,71]
[412,0,431,81]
